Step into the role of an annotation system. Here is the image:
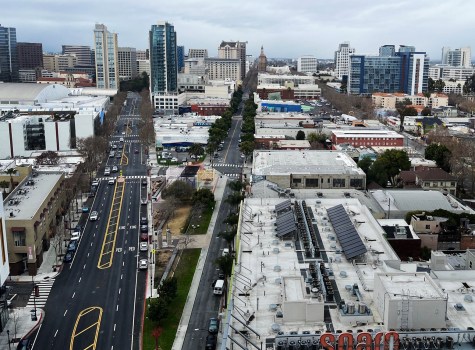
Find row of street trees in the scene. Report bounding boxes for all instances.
[358,149,411,188]
[239,95,257,159]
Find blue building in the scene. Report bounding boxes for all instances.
[149,21,177,93]
[0,24,18,82]
[177,45,185,73]
[261,101,302,113]
[349,45,428,95]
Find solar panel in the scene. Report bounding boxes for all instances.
[327,204,367,260]
[275,200,291,213]
[276,224,296,237]
[275,211,294,224]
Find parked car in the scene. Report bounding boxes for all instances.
[112,166,118,173]
[116,153,122,159]
[90,211,98,221]
[63,251,74,263]
[70,232,80,241]
[67,240,78,252]
[205,334,217,350]
[109,152,115,158]
[141,198,148,205]
[74,225,82,232]
[138,259,148,270]
[82,206,89,213]
[139,242,148,252]
[140,217,148,225]
[222,248,229,257]
[140,232,148,241]
[119,137,124,142]
[108,178,115,185]
[112,144,118,150]
[140,225,148,233]
[208,318,219,334]
[104,167,111,176]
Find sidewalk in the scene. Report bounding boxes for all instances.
[171,175,228,350]
[0,195,84,346]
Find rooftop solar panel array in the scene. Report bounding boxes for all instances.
[275,203,296,237]
[326,204,367,259]
[275,199,291,214]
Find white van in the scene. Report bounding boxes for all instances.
[214,279,225,295]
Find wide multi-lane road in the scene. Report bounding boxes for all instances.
[33,92,148,350]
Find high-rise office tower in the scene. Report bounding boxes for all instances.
[348,45,429,95]
[441,47,471,68]
[62,45,93,66]
[149,21,177,93]
[93,24,119,89]
[118,47,137,80]
[17,42,43,69]
[0,24,18,82]
[334,42,355,80]
[177,45,185,73]
[297,55,318,74]
[218,41,247,80]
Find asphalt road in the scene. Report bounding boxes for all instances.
[181,114,243,349]
[32,92,148,350]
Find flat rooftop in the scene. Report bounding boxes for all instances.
[377,273,445,300]
[4,172,62,220]
[332,129,405,138]
[252,150,365,176]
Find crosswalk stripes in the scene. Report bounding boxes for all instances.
[26,279,55,308]
[213,163,242,168]
[95,175,147,181]
[224,173,240,178]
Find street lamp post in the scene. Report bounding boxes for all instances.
[150,276,153,298]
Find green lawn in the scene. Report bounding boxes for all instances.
[192,205,214,235]
[143,248,201,350]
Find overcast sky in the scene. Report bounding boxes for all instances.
[3,0,474,60]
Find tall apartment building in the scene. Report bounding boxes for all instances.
[188,48,208,59]
[17,42,43,69]
[43,53,77,72]
[149,21,177,93]
[93,24,119,89]
[348,45,429,95]
[334,41,354,80]
[117,47,137,80]
[205,58,241,81]
[297,55,318,74]
[442,47,471,68]
[379,45,396,57]
[62,45,92,66]
[177,45,185,73]
[149,21,180,113]
[137,59,150,77]
[218,41,246,80]
[0,24,18,82]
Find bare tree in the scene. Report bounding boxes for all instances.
[76,136,108,177]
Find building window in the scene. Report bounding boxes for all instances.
[350,178,363,189]
[292,178,302,184]
[332,178,346,188]
[305,178,319,187]
[13,230,26,246]
[425,225,430,229]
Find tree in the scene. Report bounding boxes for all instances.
[36,151,60,165]
[420,107,432,116]
[396,104,418,131]
[296,130,305,140]
[357,156,373,175]
[188,143,204,159]
[306,132,326,149]
[161,180,193,203]
[425,143,452,172]
[76,136,108,177]
[223,213,239,227]
[158,277,177,301]
[148,298,169,325]
[228,180,244,193]
[218,229,237,250]
[215,254,234,277]
[370,149,411,186]
[239,141,255,159]
[225,193,244,208]
[6,168,16,190]
[192,188,214,207]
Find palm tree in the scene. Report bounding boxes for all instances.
[6,168,16,191]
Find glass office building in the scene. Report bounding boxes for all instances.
[0,24,18,82]
[94,24,119,89]
[349,45,428,95]
[149,22,177,93]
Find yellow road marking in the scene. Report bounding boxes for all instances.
[70,306,103,350]
[97,178,125,269]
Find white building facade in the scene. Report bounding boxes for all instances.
[334,42,355,80]
[297,55,318,74]
[94,24,119,89]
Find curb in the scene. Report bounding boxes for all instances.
[22,309,44,341]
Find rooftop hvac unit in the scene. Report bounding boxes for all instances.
[274,265,281,272]
[269,304,278,311]
[340,271,347,278]
[464,295,473,303]
[273,248,280,254]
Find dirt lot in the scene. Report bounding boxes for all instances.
[163,205,191,235]
[155,249,173,284]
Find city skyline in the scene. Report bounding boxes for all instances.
[2,0,474,60]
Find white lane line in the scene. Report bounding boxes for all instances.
[119,288,121,295]
[116,305,119,311]
[54,330,58,337]
[79,277,81,283]
[64,310,68,316]
[72,292,75,299]
[114,324,116,332]
[83,264,86,270]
